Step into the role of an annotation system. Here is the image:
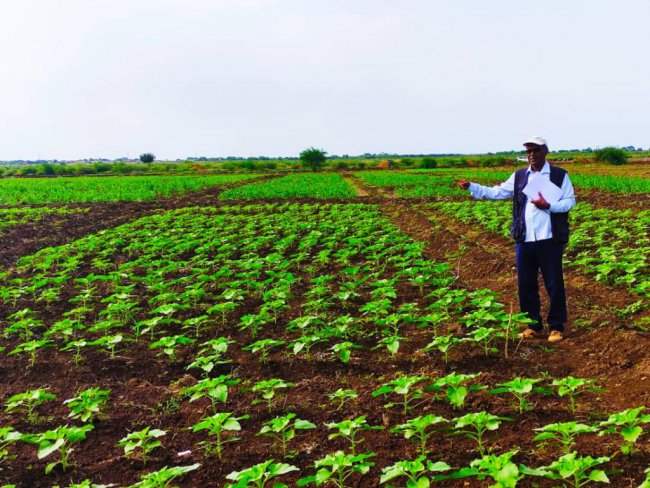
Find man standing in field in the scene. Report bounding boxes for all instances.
[457,137,576,343]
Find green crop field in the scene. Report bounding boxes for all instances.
[0,167,649,487]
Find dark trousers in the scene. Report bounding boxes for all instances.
[515,239,567,332]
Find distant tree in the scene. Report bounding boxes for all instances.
[593,147,628,165]
[139,153,156,164]
[299,147,327,171]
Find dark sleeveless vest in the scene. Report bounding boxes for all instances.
[510,165,570,244]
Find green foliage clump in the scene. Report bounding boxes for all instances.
[593,147,628,165]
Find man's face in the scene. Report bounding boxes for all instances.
[525,144,548,167]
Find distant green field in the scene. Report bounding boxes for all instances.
[0,174,261,204]
[218,173,356,199]
[412,169,650,194]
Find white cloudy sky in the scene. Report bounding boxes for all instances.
[1,0,648,160]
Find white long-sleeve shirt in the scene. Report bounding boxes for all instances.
[468,162,576,242]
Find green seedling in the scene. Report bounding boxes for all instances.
[423,334,463,363]
[380,455,451,487]
[61,339,90,365]
[117,426,166,465]
[0,427,22,467]
[297,451,375,488]
[182,375,241,414]
[128,463,201,488]
[89,334,127,358]
[258,413,316,457]
[374,333,405,358]
[4,308,43,342]
[243,339,285,365]
[23,424,93,474]
[251,378,294,412]
[5,388,56,424]
[225,459,298,488]
[150,335,196,362]
[64,387,110,423]
[9,339,54,367]
[536,452,610,487]
[552,377,601,414]
[329,342,360,364]
[372,375,428,414]
[287,335,324,361]
[599,406,650,455]
[489,377,552,414]
[451,412,511,456]
[533,421,599,455]
[391,414,447,456]
[327,389,358,411]
[442,450,543,488]
[326,416,383,455]
[191,413,249,460]
[427,372,484,410]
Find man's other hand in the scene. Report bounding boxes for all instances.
[456,179,471,190]
[530,192,551,210]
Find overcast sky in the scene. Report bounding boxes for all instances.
[1,0,648,160]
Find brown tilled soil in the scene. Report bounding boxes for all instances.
[1,180,649,487]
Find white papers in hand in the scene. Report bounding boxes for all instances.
[522,175,563,204]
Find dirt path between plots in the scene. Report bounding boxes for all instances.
[377,198,650,410]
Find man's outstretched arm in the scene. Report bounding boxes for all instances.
[456,172,516,200]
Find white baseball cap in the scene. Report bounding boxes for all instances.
[523,136,547,146]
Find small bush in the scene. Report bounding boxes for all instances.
[419,157,437,169]
[594,147,628,165]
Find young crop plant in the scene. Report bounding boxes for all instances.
[191,413,249,460]
[186,337,234,376]
[0,427,22,468]
[149,334,197,362]
[533,422,599,455]
[9,339,54,367]
[297,451,375,488]
[23,424,93,474]
[535,452,610,487]
[258,413,317,457]
[598,406,650,455]
[423,334,463,364]
[427,372,484,410]
[489,377,552,414]
[117,426,166,465]
[329,342,360,364]
[63,387,110,423]
[327,389,358,411]
[443,450,543,488]
[243,338,286,365]
[89,334,128,358]
[5,388,56,424]
[53,479,114,488]
[225,459,299,488]
[379,455,451,487]
[4,308,44,342]
[287,334,324,361]
[128,463,201,488]
[61,339,90,365]
[391,414,448,456]
[552,376,601,415]
[182,375,241,414]
[251,378,294,413]
[450,411,511,457]
[325,416,384,455]
[372,375,429,414]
